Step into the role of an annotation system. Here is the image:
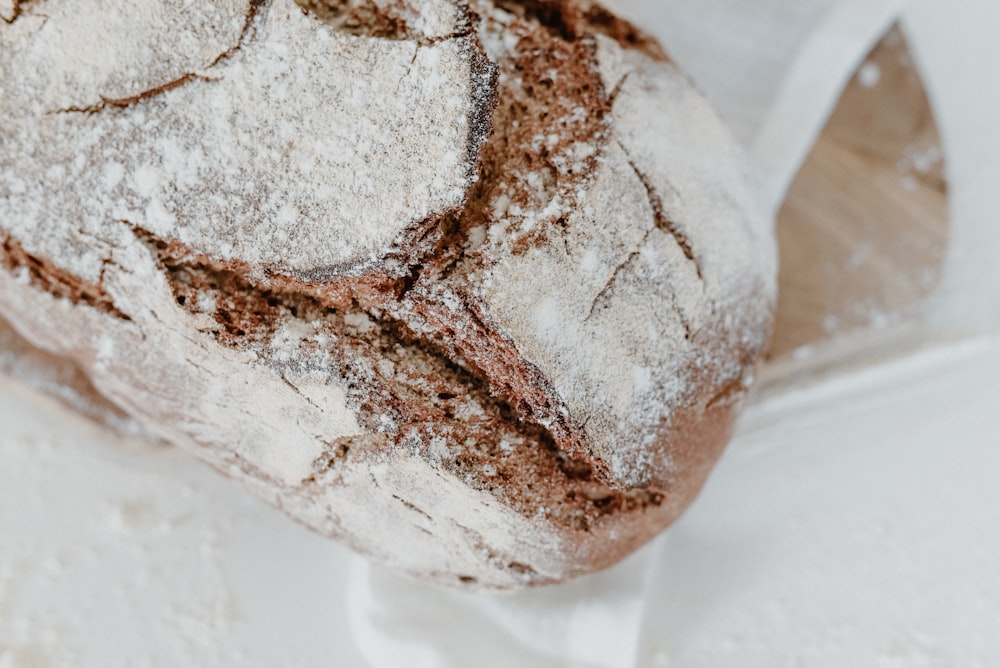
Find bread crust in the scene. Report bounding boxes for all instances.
[0,0,775,588]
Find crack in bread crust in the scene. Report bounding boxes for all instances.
[0,236,131,321]
[295,0,470,42]
[127,223,666,542]
[492,0,667,61]
[295,0,419,38]
[0,0,31,24]
[616,140,704,282]
[48,0,269,115]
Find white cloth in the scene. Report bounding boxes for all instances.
[349,539,661,668]
[902,3,1000,333]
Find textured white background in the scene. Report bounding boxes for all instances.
[2,0,999,665]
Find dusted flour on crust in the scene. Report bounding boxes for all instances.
[0,0,775,589]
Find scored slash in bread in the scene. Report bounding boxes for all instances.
[0,0,775,589]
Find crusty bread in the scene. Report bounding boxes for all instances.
[0,0,775,589]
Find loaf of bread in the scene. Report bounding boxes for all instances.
[0,0,775,589]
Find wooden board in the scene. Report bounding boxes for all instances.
[769,26,949,360]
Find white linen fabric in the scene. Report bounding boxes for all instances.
[348,540,661,668]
